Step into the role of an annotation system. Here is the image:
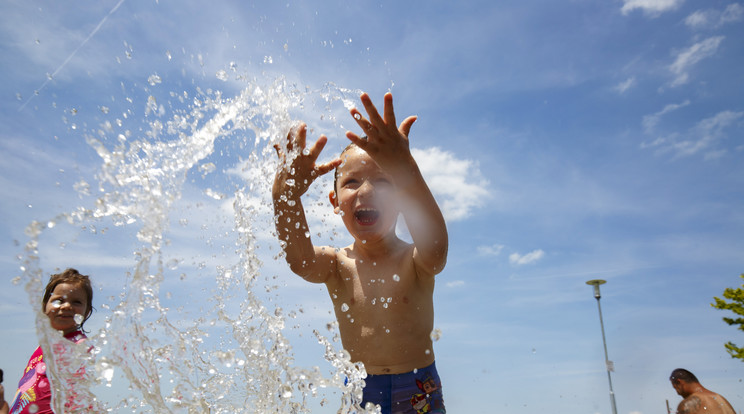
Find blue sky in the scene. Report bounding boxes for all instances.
[1,0,743,413]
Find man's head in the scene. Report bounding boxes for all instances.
[670,368,699,397]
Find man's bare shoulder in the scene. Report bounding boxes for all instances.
[679,392,736,414]
[678,395,703,414]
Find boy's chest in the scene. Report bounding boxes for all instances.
[332,253,420,306]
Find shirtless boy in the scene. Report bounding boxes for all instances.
[272,92,448,413]
[670,368,736,414]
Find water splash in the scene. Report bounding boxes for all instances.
[18,72,378,412]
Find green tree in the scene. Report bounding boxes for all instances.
[711,274,744,361]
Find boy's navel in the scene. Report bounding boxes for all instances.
[361,326,375,337]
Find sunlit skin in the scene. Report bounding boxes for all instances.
[671,378,736,414]
[44,282,90,335]
[0,383,7,414]
[273,92,448,375]
[332,147,399,245]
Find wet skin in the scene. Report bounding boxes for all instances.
[45,283,89,335]
[272,92,448,374]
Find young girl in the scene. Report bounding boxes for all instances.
[9,268,94,414]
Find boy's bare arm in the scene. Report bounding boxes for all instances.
[273,123,341,283]
[346,92,448,276]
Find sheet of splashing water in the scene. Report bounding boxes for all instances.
[18,76,381,413]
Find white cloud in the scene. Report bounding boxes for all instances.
[412,147,490,222]
[509,249,545,266]
[621,0,684,17]
[614,77,636,94]
[685,3,744,29]
[669,36,724,87]
[685,10,713,28]
[642,100,691,133]
[642,110,744,159]
[477,244,505,257]
[721,3,744,23]
[445,280,465,288]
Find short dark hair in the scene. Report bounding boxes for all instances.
[42,268,94,329]
[332,140,364,192]
[670,368,699,384]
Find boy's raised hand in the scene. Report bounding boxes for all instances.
[273,123,340,197]
[346,92,417,177]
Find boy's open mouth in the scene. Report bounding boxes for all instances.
[354,207,379,225]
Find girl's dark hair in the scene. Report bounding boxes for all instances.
[42,268,94,329]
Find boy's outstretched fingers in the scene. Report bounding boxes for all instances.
[383,92,396,127]
[308,135,342,176]
[316,156,343,176]
[399,115,417,138]
[359,92,384,126]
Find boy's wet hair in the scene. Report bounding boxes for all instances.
[42,268,94,328]
[333,139,365,192]
[670,368,699,384]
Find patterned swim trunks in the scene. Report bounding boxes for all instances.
[362,361,445,414]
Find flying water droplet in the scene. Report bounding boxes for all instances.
[74,314,84,325]
[430,328,442,341]
[147,74,162,86]
[392,274,400,282]
[341,303,349,312]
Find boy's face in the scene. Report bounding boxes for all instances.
[330,148,399,242]
[45,282,90,334]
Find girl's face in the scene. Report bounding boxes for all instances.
[44,282,89,334]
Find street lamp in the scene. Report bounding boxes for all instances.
[586,279,618,414]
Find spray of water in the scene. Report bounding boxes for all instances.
[19,74,379,412]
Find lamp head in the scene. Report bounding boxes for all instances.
[586,279,607,299]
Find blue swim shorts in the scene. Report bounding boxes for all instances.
[362,361,445,414]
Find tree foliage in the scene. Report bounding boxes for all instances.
[711,274,744,361]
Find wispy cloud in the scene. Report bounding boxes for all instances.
[669,36,724,87]
[642,109,744,159]
[509,249,545,266]
[642,100,691,133]
[614,77,636,94]
[412,147,489,222]
[685,3,744,30]
[477,244,505,257]
[621,0,684,17]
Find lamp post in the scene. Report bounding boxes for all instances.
[586,279,618,414]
